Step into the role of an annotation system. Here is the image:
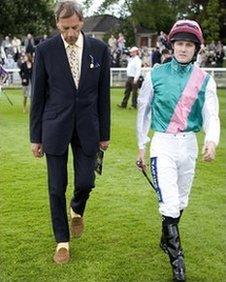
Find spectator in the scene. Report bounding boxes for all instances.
[3,53,17,84]
[141,46,151,67]
[117,46,142,109]
[19,53,33,113]
[196,45,207,67]
[24,33,35,57]
[161,48,172,64]
[108,34,117,53]
[12,36,22,62]
[208,40,216,52]
[158,31,169,52]
[117,33,126,54]
[216,41,225,68]
[40,34,48,43]
[2,36,13,56]
[0,45,6,64]
[3,53,17,69]
[152,47,161,66]
[0,64,8,86]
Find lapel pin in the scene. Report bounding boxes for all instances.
[89,55,94,68]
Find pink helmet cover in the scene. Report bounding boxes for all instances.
[168,19,204,44]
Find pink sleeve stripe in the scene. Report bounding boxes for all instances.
[166,66,207,134]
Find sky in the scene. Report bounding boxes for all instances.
[78,0,104,16]
[78,0,124,17]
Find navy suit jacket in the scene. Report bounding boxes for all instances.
[30,33,110,156]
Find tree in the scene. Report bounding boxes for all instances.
[131,0,178,33]
[202,0,221,42]
[0,0,55,38]
[83,0,181,45]
[83,0,225,44]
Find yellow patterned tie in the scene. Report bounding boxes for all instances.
[67,45,80,87]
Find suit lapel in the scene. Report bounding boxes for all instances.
[55,34,77,90]
[78,34,91,92]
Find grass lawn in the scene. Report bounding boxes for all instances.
[0,87,225,282]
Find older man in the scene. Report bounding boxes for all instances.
[30,1,110,264]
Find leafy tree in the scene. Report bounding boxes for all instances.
[0,0,55,38]
[83,0,225,43]
[131,0,177,33]
[83,0,181,45]
[202,0,221,42]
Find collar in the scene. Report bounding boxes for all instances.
[171,57,193,73]
[61,32,83,49]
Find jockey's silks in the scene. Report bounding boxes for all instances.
[150,58,210,133]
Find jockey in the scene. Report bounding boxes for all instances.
[136,19,220,282]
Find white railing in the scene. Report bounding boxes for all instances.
[111,67,226,88]
[3,67,226,88]
[3,68,21,86]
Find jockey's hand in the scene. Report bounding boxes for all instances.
[136,149,146,171]
[202,141,216,162]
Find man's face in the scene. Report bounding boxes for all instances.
[173,41,196,63]
[130,50,137,57]
[57,13,83,45]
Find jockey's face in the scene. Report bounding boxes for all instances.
[173,40,196,63]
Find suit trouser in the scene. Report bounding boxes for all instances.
[46,138,96,243]
[121,77,138,108]
[150,132,198,218]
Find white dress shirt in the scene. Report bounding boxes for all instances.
[61,33,84,81]
[126,55,142,82]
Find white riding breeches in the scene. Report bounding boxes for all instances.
[150,132,198,218]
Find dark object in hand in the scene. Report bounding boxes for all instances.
[95,150,104,175]
[137,75,144,89]
[22,78,29,86]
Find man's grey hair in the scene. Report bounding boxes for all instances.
[55,1,83,22]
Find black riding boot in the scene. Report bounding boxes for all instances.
[160,211,183,253]
[160,216,186,282]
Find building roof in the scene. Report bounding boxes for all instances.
[135,25,153,34]
[83,15,122,33]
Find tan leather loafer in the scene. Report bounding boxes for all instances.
[53,247,70,264]
[71,216,84,238]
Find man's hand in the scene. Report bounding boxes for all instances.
[136,148,146,171]
[202,141,216,162]
[99,140,110,151]
[31,143,44,158]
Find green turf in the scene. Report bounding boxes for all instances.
[0,88,225,282]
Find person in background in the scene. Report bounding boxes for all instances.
[196,45,206,67]
[117,33,126,54]
[136,19,220,281]
[151,47,161,66]
[215,41,225,68]
[0,64,9,88]
[161,48,172,64]
[3,53,17,84]
[24,33,35,57]
[40,34,48,43]
[12,36,22,62]
[2,36,13,56]
[117,46,142,109]
[30,0,110,264]
[19,53,33,113]
[108,34,117,53]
